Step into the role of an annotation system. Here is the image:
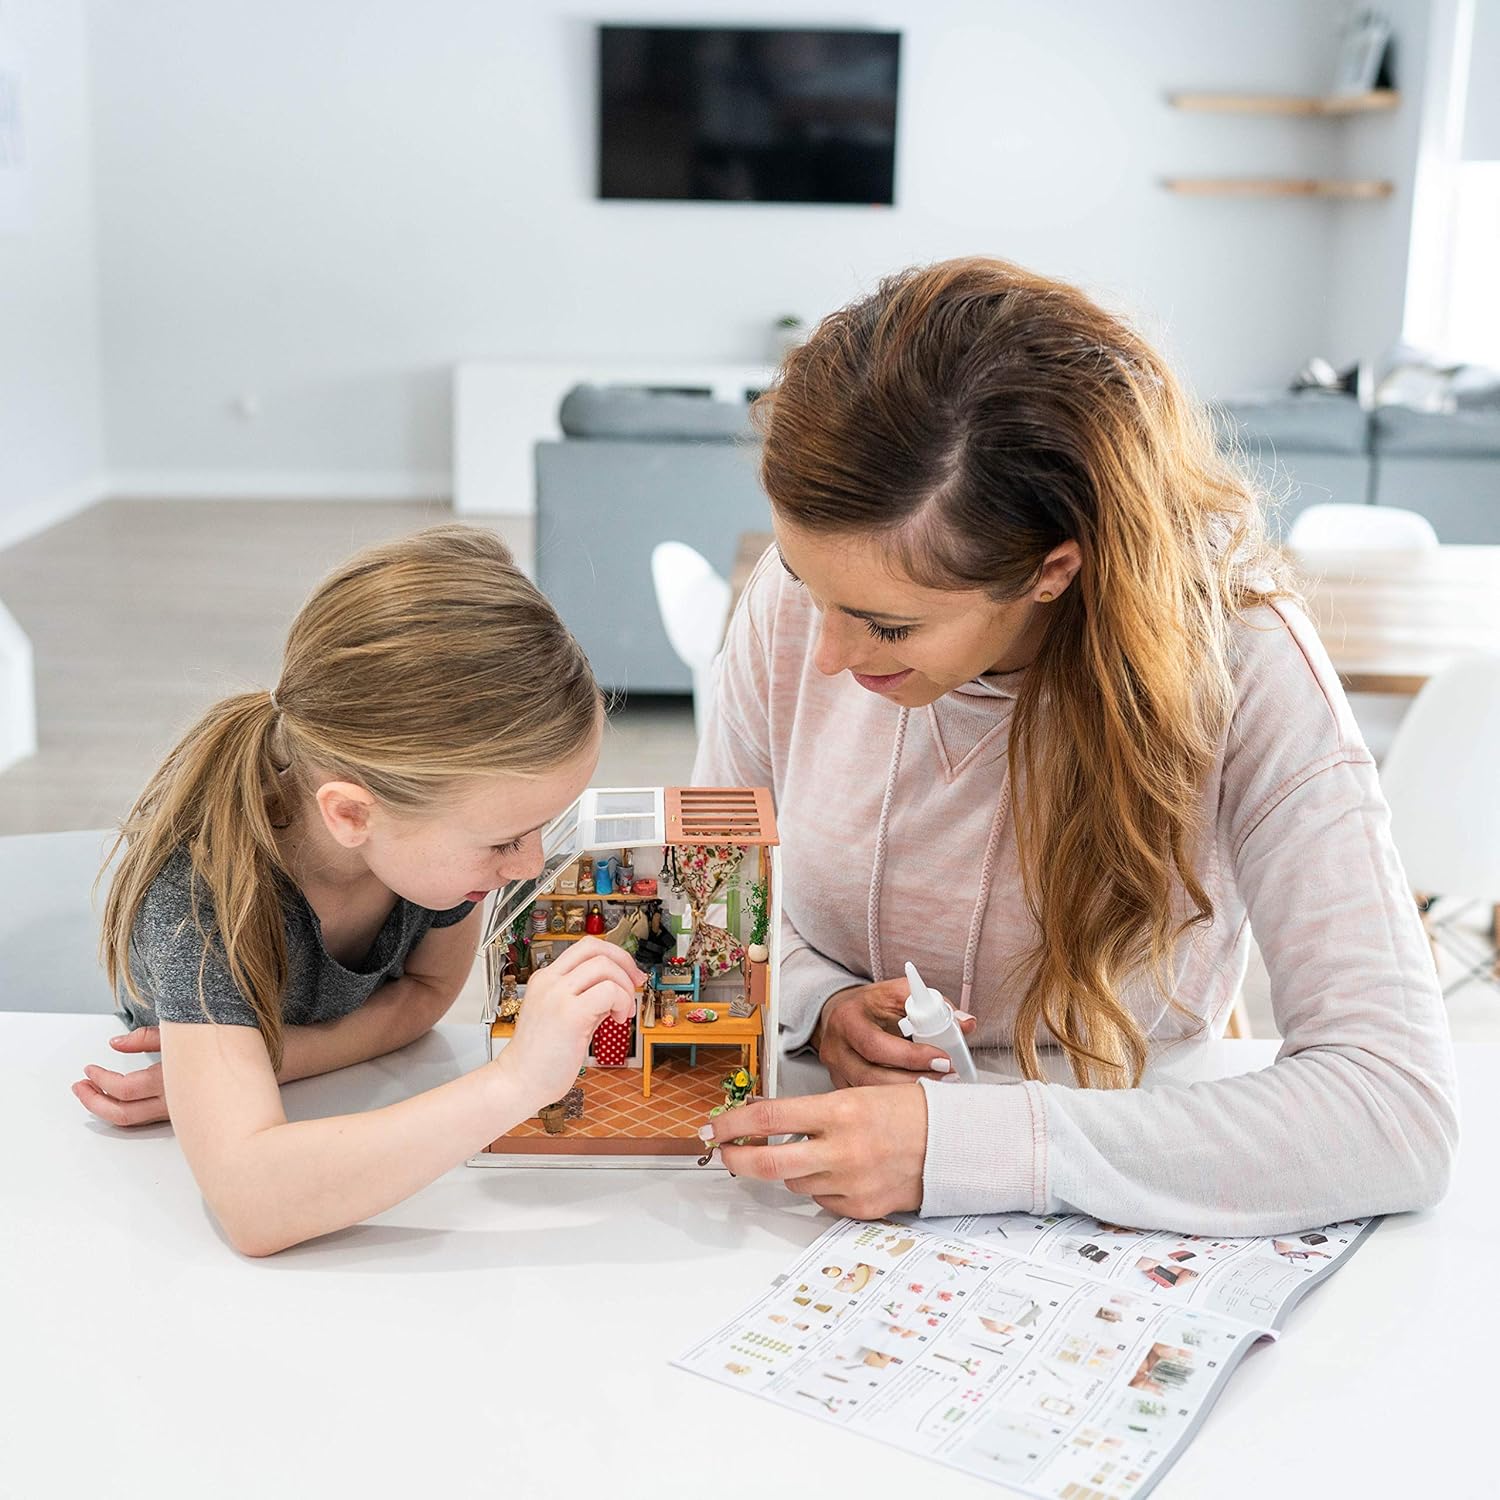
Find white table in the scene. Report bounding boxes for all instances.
[3,1016,1493,1498]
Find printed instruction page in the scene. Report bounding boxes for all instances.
[676,1212,1375,1497]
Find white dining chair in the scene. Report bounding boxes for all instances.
[1288,503,1439,550]
[1379,654,1500,945]
[650,541,731,734]
[0,828,120,1012]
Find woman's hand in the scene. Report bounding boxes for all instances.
[706,1086,929,1220]
[813,980,977,1088]
[502,937,641,1107]
[72,1028,169,1126]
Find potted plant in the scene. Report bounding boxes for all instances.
[746,879,770,964]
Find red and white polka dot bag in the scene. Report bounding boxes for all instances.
[591,1015,631,1067]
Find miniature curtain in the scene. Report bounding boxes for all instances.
[664,844,746,975]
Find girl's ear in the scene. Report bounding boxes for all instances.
[315,781,377,847]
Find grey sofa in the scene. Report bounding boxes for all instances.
[535,386,770,694]
[539,385,1500,697]
[1217,392,1500,541]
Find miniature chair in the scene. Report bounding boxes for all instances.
[1379,653,1500,944]
[0,829,119,1012]
[1288,503,1438,550]
[650,541,731,734]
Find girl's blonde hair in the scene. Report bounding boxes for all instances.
[100,525,599,1069]
[759,257,1287,1089]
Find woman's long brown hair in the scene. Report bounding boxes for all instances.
[100,525,600,1070]
[759,257,1285,1088]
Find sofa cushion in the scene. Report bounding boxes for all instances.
[1212,391,1369,454]
[1374,405,1500,458]
[559,384,756,442]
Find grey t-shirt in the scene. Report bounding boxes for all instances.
[116,848,476,1031]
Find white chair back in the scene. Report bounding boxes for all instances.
[0,829,120,1012]
[1288,503,1438,550]
[650,542,731,732]
[1380,655,1500,901]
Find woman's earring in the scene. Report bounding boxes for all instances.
[1039,591,1055,603]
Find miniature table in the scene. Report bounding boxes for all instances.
[641,1003,761,1099]
[6,1012,1496,1499]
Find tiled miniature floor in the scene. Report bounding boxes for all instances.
[503,1046,747,1141]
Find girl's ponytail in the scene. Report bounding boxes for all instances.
[101,688,295,1067]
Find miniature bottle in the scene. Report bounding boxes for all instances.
[585,901,605,935]
[897,962,978,1082]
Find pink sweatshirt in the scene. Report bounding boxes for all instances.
[694,553,1459,1231]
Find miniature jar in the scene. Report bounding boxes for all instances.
[530,906,551,936]
[565,903,587,934]
[549,906,567,934]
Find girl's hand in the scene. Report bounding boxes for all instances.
[502,937,641,1107]
[813,980,977,1088]
[72,1027,170,1126]
[706,1086,929,1220]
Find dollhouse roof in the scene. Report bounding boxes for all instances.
[664,787,779,847]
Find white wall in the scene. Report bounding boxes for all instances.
[1325,0,1434,368]
[85,0,1403,496]
[0,0,104,546]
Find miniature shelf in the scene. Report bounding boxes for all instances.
[536,891,659,903]
[1163,177,1394,199]
[1167,90,1399,116]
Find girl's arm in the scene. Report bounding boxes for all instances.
[75,909,483,1125]
[161,937,638,1256]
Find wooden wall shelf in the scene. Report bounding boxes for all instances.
[1163,177,1394,199]
[1167,90,1399,117]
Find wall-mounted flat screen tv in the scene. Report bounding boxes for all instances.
[598,25,901,205]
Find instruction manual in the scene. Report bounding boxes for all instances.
[675,1210,1376,1497]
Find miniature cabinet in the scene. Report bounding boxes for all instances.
[470,786,781,1167]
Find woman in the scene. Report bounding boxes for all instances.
[696,257,1457,1232]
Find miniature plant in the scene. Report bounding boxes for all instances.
[747,880,770,949]
[697,1068,757,1165]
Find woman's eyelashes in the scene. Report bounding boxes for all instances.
[779,555,913,642]
[491,838,525,855]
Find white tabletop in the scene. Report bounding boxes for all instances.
[3,1015,1493,1499]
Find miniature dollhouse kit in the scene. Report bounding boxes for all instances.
[470,786,781,1168]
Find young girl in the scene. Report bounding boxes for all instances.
[74,526,638,1256]
[698,256,1459,1232]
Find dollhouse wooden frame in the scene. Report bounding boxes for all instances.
[468,785,781,1169]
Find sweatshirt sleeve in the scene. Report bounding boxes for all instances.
[692,551,865,1051]
[920,615,1460,1231]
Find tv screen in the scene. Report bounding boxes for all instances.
[598,26,901,205]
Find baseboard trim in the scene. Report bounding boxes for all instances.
[0,477,110,554]
[106,471,454,502]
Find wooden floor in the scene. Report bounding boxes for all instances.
[0,499,697,837]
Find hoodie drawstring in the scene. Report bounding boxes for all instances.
[868,707,1010,1013]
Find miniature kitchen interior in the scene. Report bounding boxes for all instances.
[471,786,781,1167]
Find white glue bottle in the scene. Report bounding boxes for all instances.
[898,961,979,1082]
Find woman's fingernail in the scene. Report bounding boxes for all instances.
[930,1058,952,1073]
[697,1124,715,1141]
[941,1072,961,1082]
